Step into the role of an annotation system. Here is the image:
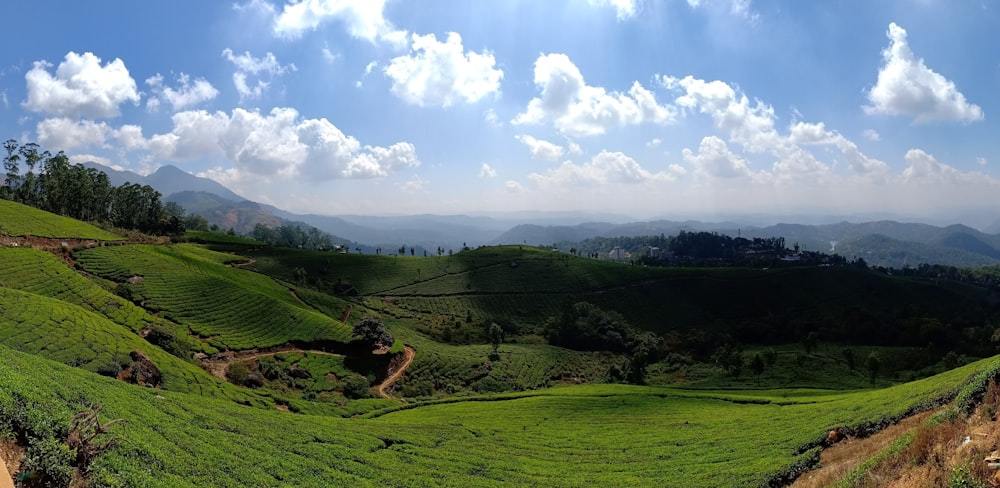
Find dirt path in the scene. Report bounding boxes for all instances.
[376,346,415,399]
[0,461,12,488]
[790,409,939,488]
[288,289,308,307]
[227,258,256,268]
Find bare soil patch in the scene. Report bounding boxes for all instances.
[0,439,23,488]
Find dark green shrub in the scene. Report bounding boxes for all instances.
[21,437,74,488]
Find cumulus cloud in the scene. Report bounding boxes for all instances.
[865,22,983,124]
[24,51,139,118]
[272,0,407,47]
[36,118,110,150]
[529,150,678,186]
[384,32,503,107]
[686,0,758,20]
[145,73,219,111]
[222,49,295,101]
[862,129,880,141]
[587,0,639,20]
[479,163,497,178]
[147,107,418,181]
[682,136,752,180]
[516,135,565,161]
[514,53,675,137]
[901,149,968,183]
[661,75,884,181]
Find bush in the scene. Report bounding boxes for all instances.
[342,375,371,399]
[144,324,193,359]
[226,363,250,386]
[21,437,74,488]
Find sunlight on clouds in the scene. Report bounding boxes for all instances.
[384,32,503,107]
[479,163,497,178]
[24,52,139,119]
[865,23,983,124]
[515,53,675,136]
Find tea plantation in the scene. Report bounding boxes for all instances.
[2,205,1000,486]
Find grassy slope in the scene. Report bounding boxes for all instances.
[74,244,354,350]
[0,199,121,240]
[0,344,991,487]
[250,245,986,338]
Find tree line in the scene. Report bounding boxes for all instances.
[2,140,176,234]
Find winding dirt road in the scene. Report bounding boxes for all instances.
[376,346,415,399]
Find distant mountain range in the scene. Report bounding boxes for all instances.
[81,161,1000,268]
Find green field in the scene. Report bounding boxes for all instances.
[0,199,122,240]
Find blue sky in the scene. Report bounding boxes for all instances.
[1,0,998,220]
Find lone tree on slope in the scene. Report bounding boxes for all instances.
[354,316,394,350]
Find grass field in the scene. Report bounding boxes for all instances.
[0,199,122,240]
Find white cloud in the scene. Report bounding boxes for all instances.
[862,129,880,141]
[356,60,378,88]
[321,46,339,63]
[272,0,407,47]
[587,0,638,20]
[148,107,419,181]
[682,136,752,180]
[646,138,662,147]
[384,32,503,107]
[479,163,497,178]
[505,180,525,192]
[114,124,147,150]
[222,49,295,101]
[23,51,139,118]
[901,149,970,183]
[146,73,219,111]
[529,150,677,186]
[514,53,675,137]
[865,22,983,123]
[397,176,427,192]
[484,108,501,127]
[36,118,110,150]
[789,121,887,175]
[685,0,758,20]
[977,157,988,167]
[516,135,565,161]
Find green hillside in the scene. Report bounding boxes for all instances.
[0,199,122,240]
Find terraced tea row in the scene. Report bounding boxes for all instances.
[0,247,161,332]
[75,244,354,350]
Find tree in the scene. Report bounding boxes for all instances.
[751,353,765,386]
[487,322,503,357]
[762,348,778,368]
[865,352,880,387]
[802,331,819,354]
[842,347,855,371]
[353,316,394,350]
